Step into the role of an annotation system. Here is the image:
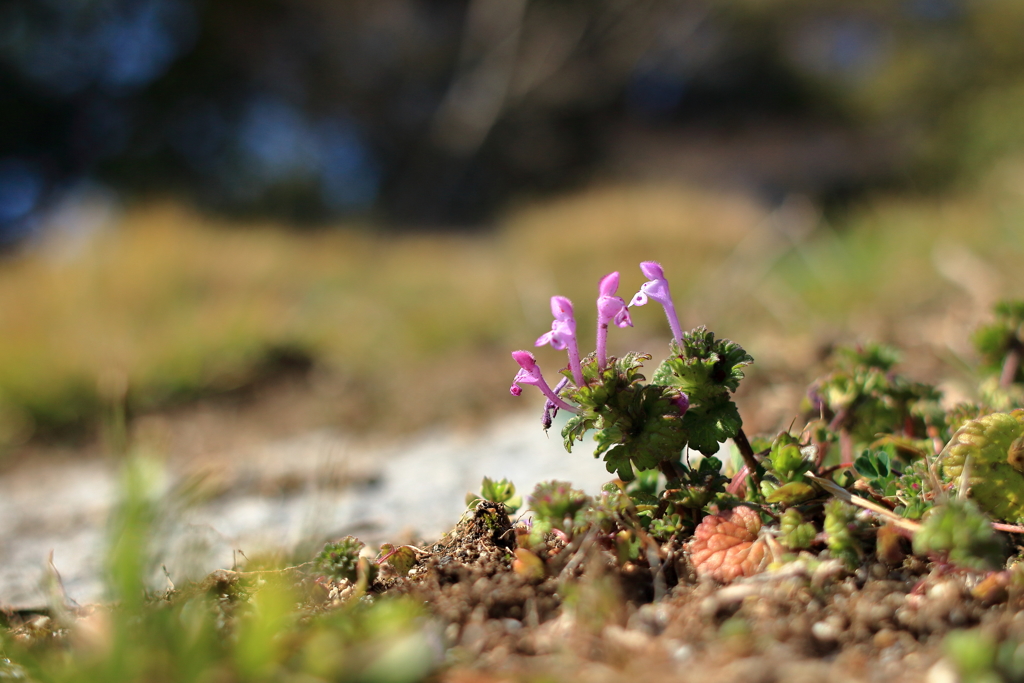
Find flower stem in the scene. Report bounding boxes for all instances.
[537,382,579,414]
[658,459,686,485]
[662,300,683,345]
[567,342,584,386]
[597,322,608,371]
[733,427,762,494]
[1000,340,1023,388]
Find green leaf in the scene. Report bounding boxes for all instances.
[853,451,881,479]
[765,481,816,505]
[378,544,418,577]
[770,440,807,480]
[474,477,522,512]
[681,399,742,455]
[652,326,753,397]
[603,445,636,481]
[562,413,597,452]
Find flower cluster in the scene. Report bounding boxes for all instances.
[507,261,754,483]
[509,262,684,417]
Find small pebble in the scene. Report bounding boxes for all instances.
[501,618,522,633]
[663,639,693,663]
[812,620,841,642]
[926,660,957,683]
[873,628,898,649]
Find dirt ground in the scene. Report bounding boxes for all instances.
[305,500,1018,683]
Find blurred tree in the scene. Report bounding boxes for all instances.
[2,0,1024,239]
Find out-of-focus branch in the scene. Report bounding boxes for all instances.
[430,0,528,157]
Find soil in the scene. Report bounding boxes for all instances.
[5,419,1018,683]
[308,503,1022,682]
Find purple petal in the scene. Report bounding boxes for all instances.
[639,279,671,306]
[598,271,620,297]
[511,350,537,370]
[513,366,541,387]
[597,296,625,321]
[550,296,574,321]
[640,261,665,280]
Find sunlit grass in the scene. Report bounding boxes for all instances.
[768,174,1024,330]
[0,185,767,444]
[2,174,1024,445]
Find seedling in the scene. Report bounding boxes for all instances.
[315,536,369,584]
[823,499,864,570]
[973,300,1024,388]
[465,476,522,513]
[913,500,1006,571]
[853,447,900,497]
[807,342,941,462]
[527,480,591,545]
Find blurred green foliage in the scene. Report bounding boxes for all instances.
[913,499,1006,571]
[3,457,440,683]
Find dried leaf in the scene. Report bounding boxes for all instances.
[512,548,546,581]
[688,506,768,583]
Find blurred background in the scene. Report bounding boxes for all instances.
[3,0,1024,459]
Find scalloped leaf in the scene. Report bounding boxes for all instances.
[687,507,768,583]
[681,399,741,455]
[652,326,752,409]
[562,412,597,452]
[603,445,636,481]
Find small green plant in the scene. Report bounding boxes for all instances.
[768,433,813,483]
[526,480,591,545]
[761,432,817,504]
[807,342,942,460]
[465,476,522,512]
[648,513,686,542]
[854,447,900,497]
[666,456,730,510]
[973,300,1024,410]
[913,500,1006,571]
[315,536,367,583]
[974,300,1024,384]
[823,499,863,570]
[779,508,816,550]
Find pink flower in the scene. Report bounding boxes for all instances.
[595,272,632,371]
[597,272,633,328]
[535,296,583,386]
[510,350,579,413]
[630,261,682,344]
